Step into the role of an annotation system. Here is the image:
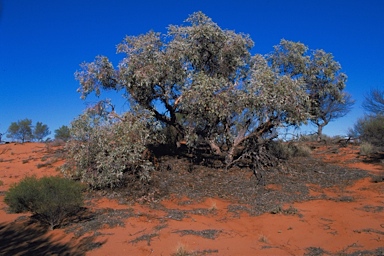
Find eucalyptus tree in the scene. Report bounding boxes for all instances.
[75,12,346,166]
[181,53,309,165]
[269,40,353,141]
[33,122,50,141]
[54,125,71,142]
[7,119,33,143]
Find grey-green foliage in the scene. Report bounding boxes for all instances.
[353,115,384,149]
[54,125,71,142]
[33,121,51,141]
[6,119,50,142]
[269,40,354,141]
[62,105,163,189]
[269,141,312,160]
[350,88,384,149]
[4,175,84,230]
[7,118,33,143]
[74,12,348,166]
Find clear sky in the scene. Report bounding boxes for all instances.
[1,0,383,139]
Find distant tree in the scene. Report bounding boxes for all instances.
[350,88,384,148]
[352,115,384,148]
[7,119,33,143]
[33,122,50,142]
[306,51,354,141]
[54,125,71,142]
[269,40,354,141]
[363,88,384,115]
[310,91,354,142]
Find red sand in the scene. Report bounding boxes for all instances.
[0,143,383,255]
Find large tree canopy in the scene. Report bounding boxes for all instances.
[75,12,350,165]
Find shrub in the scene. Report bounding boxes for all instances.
[4,176,84,229]
[298,133,332,144]
[268,141,312,160]
[292,144,312,157]
[268,141,293,160]
[359,142,374,156]
[355,115,384,149]
[62,110,163,189]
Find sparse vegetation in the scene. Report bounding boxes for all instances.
[270,204,299,215]
[354,115,384,150]
[129,233,159,246]
[4,175,84,230]
[36,162,52,169]
[54,125,71,142]
[269,141,312,160]
[350,88,384,150]
[172,244,193,256]
[359,142,374,156]
[6,119,50,143]
[258,234,269,243]
[173,229,220,240]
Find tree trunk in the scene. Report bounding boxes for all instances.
[225,146,236,166]
[317,124,324,142]
[208,140,221,155]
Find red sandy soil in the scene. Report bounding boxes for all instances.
[0,142,383,255]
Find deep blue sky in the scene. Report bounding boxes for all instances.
[1,0,383,139]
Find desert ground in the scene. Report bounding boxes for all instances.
[0,142,383,256]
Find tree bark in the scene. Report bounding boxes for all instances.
[208,139,221,155]
[317,123,326,142]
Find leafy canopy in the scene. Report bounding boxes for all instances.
[269,40,353,140]
[74,12,350,166]
[7,119,50,143]
[54,125,71,142]
[34,122,51,142]
[62,105,163,189]
[7,119,33,143]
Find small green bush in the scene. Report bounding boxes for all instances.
[4,176,84,230]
